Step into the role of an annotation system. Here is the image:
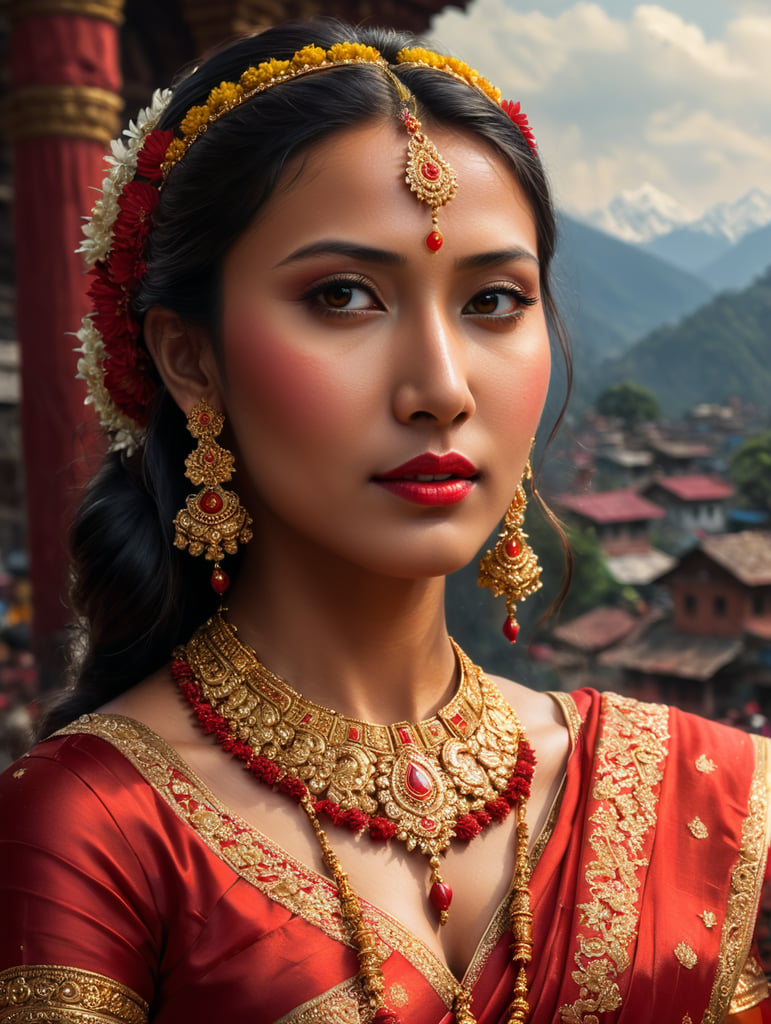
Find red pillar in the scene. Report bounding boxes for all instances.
[9,1,124,688]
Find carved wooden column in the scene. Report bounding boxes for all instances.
[8,0,124,688]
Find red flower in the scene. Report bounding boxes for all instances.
[114,181,159,254]
[340,808,368,832]
[136,128,174,182]
[278,775,307,802]
[484,797,511,821]
[453,814,482,840]
[501,100,537,156]
[369,817,398,841]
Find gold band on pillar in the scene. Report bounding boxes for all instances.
[8,85,123,144]
[9,0,125,24]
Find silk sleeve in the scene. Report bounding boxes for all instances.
[0,735,160,1021]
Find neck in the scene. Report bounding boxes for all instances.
[225,543,458,724]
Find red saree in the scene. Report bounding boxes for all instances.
[1,689,769,1023]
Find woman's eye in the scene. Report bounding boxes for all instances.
[306,278,380,314]
[463,286,536,318]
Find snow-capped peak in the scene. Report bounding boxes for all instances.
[580,184,694,244]
[578,185,771,246]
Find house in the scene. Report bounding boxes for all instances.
[643,475,734,536]
[555,489,665,556]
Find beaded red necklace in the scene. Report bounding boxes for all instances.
[173,614,535,1024]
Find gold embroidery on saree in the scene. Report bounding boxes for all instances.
[688,817,709,839]
[0,964,148,1024]
[274,977,366,1023]
[703,735,771,1024]
[58,715,459,1007]
[727,953,770,1014]
[559,694,669,1024]
[700,911,717,929]
[675,943,698,969]
[695,755,716,774]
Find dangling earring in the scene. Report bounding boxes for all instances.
[173,398,253,595]
[478,459,542,643]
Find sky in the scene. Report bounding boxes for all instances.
[428,1,771,217]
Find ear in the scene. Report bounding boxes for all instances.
[143,306,223,416]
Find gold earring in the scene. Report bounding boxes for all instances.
[172,398,253,595]
[478,460,542,643]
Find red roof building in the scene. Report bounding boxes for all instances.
[644,475,734,535]
[556,489,665,556]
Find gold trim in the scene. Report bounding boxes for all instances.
[0,964,148,1023]
[700,911,717,929]
[9,0,124,23]
[548,691,582,748]
[703,735,771,1023]
[695,755,717,774]
[8,85,123,144]
[274,977,365,1023]
[559,694,670,1023]
[727,953,770,1014]
[57,714,460,1008]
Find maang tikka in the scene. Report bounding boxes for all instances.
[173,398,253,595]
[478,458,542,642]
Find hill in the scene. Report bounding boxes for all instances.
[553,215,713,365]
[700,221,771,292]
[596,267,771,416]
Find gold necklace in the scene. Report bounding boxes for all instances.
[173,615,535,1023]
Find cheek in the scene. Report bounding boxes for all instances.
[223,314,354,438]
[484,338,552,435]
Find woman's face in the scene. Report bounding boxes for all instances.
[217,119,551,580]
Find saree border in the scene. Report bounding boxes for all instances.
[702,734,771,1024]
[558,692,670,1023]
[274,976,366,1023]
[0,963,148,1024]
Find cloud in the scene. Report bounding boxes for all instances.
[428,2,771,213]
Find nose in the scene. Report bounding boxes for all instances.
[391,308,476,426]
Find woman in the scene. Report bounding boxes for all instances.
[0,19,769,1024]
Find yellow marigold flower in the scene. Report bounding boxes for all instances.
[179,105,210,137]
[163,138,187,166]
[291,45,327,68]
[207,81,243,112]
[239,66,261,91]
[328,43,381,63]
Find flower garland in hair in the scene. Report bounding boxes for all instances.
[75,89,174,452]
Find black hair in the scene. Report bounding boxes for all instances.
[42,18,570,735]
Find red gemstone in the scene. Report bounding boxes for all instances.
[204,450,214,463]
[450,712,467,732]
[426,231,443,252]
[302,713,312,724]
[397,727,413,745]
[405,762,434,801]
[421,817,436,831]
[421,161,440,181]
[200,490,223,514]
[503,618,520,643]
[199,412,210,426]
[210,567,229,594]
[348,726,360,742]
[430,881,453,912]
[506,537,521,558]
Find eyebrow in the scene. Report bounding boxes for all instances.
[455,247,540,270]
[275,241,540,270]
[276,241,407,268]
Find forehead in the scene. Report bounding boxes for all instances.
[237,119,539,263]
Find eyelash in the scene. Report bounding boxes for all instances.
[301,275,539,322]
[302,275,382,318]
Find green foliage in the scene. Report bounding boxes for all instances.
[596,380,661,425]
[598,266,771,416]
[730,432,771,511]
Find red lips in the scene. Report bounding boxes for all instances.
[373,453,478,506]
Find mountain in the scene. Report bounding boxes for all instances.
[700,221,771,292]
[580,184,693,244]
[553,214,714,364]
[643,228,732,274]
[693,188,771,243]
[596,266,771,416]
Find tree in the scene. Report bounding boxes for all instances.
[595,380,661,426]
[730,432,771,511]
